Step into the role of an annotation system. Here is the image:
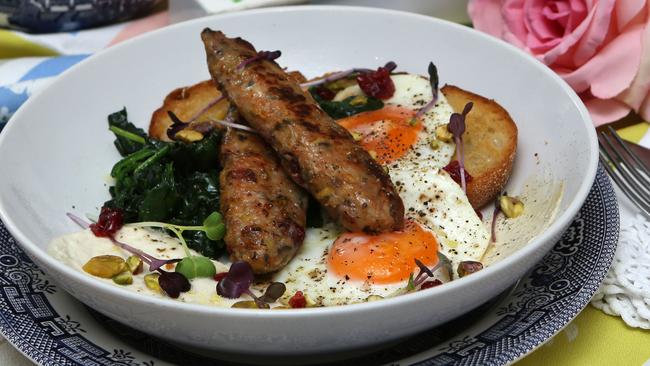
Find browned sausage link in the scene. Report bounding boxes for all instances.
[201,29,404,233]
[220,128,308,274]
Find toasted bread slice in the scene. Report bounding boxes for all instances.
[149,80,229,141]
[441,85,518,209]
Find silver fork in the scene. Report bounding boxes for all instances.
[599,126,650,219]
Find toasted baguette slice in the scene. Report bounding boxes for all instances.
[149,80,228,141]
[441,85,518,209]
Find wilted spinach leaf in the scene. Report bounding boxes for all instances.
[103,109,224,257]
[108,108,148,156]
[310,88,383,119]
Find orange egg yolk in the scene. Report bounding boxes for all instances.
[337,105,422,164]
[327,221,439,285]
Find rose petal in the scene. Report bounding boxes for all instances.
[616,0,647,31]
[468,0,509,37]
[584,96,632,126]
[502,0,528,47]
[572,0,616,66]
[541,4,597,65]
[638,93,650,121]
[559,23,644,97]
[617,7,650,110]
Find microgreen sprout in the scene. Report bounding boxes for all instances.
[216,261,254,298]
[447,102,473,193]
[66,213,189,298]
[491,193,504,243]
[187,95,225,123]
[237,50,282,70]
[128,211,226,258]
[158,271,191,298]
[67,213,181,271]
[412,258,444,288]
[410,62,439,125]
[165,94,226,140]
[207,118,257,133]
[166,111,188,140]
[167,110,256,139]
[300,61,397,88]
[126,211,225,279]
[216,261,286,308]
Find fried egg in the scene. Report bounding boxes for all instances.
[336,74,490,269]
[273,221,444,306]
[272,74,490,305]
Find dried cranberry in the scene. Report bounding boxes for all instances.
[420,279,443,289]
[356,67,395,100]
[442,160,473,186]
[89,207,124,237]
[213,272,228,282]
[313,86,336,101]
[288,291,307,308]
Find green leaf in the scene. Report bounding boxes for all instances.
[310,89,383,119]
[203,211,223,227]
[175,256,217,279]
[110,147,155,180]
[108,109,148,156]
[205,223,226,241]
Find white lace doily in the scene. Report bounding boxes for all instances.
[592,213,650,329]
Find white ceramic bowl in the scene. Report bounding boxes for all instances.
[0,6,597,357]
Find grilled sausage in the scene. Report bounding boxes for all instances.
[220,128,308,273]
[201,29,404,233]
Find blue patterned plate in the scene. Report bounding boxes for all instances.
[0,165,618,366]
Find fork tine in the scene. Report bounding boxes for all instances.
[599,141,650,203]
[600,131,650,196]
[607,126,650,176]
[600,154,650,219]
[599,146,650,220]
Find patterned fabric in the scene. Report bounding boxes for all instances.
[0,10,169,132]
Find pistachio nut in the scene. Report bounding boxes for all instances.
[144,273,162,292]
[175,129,204,143]
[126,255,143,275]
[112,271,133,285]
[349,95,368,106]
[82,255,126,278]
[436,125,453,142]
[499,195,524,218]
[457,261,484,278]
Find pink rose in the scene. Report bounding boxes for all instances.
[468,0,650,126]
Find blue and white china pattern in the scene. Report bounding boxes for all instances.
[0,166,618,366]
